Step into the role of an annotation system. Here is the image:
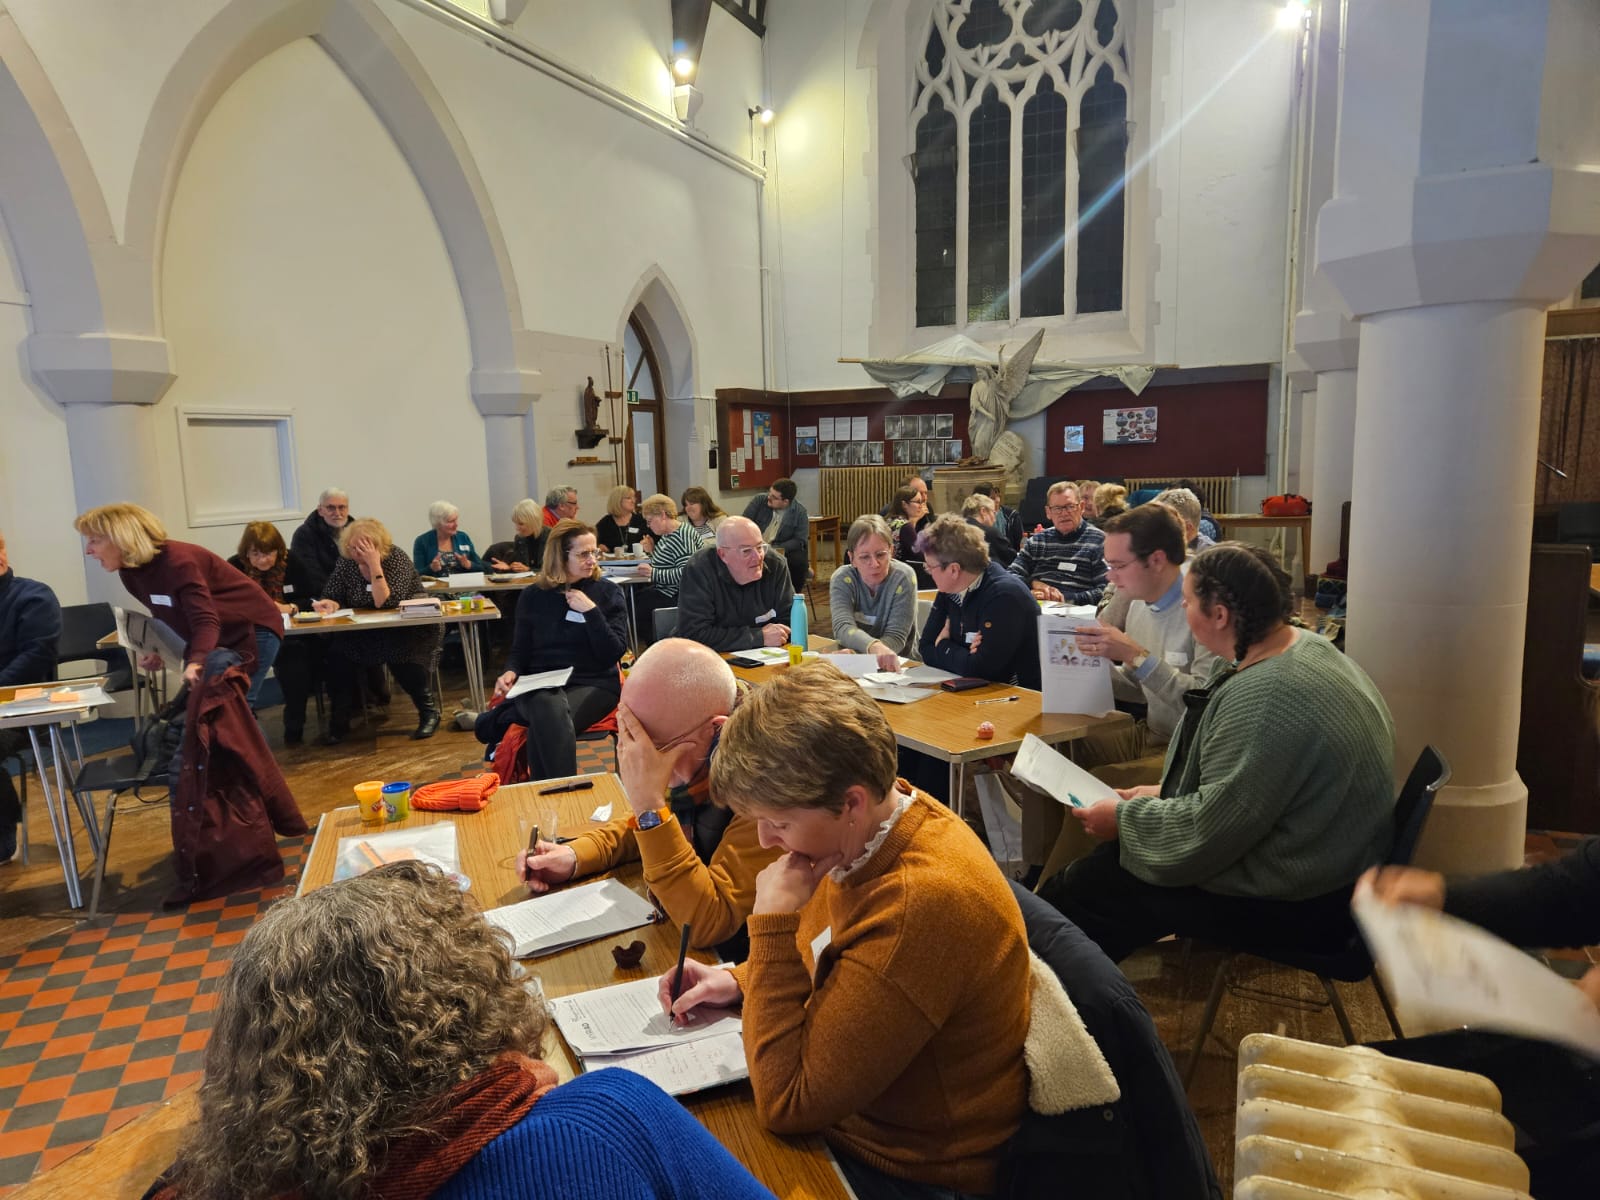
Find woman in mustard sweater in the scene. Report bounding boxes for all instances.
[662,664,1030,1199]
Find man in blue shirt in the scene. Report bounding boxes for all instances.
[0,530,63,861]
[1009,481,1107,605]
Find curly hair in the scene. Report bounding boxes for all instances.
[168,862,548,1200]
[1188,542,1293,662]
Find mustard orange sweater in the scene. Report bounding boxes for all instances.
[732,790,1030,1194]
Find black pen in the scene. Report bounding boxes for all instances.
[669,923,692,1014]
[538,779,595,795]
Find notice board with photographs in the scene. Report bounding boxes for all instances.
[716,395,788,493]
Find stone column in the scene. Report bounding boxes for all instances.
[472,365,543,530]
[1317,0,1600,873]
[1291,312,1358,575]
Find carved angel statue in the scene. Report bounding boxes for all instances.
[965,327,1045,460]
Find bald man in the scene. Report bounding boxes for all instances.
[516,638,780,952]
[674,516,796,653]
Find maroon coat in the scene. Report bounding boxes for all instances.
[169,662,307,903]
[120,541,282,671]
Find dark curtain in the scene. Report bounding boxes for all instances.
[1536,337,1600,505]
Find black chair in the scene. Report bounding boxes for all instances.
[652,606,679,642]
[57,602,132,691]
[1556,502,1600,561]
[1181,745,1450,1088]
[74,740,173,918]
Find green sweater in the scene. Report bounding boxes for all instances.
[1118,631,1395,900]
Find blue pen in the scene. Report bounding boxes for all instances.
[1066,793,1085,808]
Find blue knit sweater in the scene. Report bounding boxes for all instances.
[432,1068,775,1200]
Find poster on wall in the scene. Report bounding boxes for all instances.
[851,415,869,441]
[1102,406,1157,445]
[796,435,817,456]
[1063,426,1084,453]
[819,417,836,441]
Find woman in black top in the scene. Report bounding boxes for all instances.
[887,487,934,587]
[594,486,649,554]
[490,520,629,780]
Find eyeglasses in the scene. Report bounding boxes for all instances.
[727,542,769,559]
[569,548,599,561]
[853,550,892,565]
[1103,554,1148,572]
[924,558,957,575]
[1046,503,1080,514]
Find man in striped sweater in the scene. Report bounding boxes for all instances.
[1008,480,1107,605]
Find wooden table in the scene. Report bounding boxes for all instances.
[285,601,502,710]
[298,774,847,1199]
[808,515,843,570]
[1213,512,1313,587]
[726,659,1126,817]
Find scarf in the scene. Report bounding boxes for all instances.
[151,1053,558,1200]
[239,557,287,604]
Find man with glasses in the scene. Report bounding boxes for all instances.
[1015,504,1219,888]
[675,517,796,652]
[741,477,809,590]
[543,484,579,527]
[1008,481,1107,605]
[288,487,351,599]
[516,638,778,958]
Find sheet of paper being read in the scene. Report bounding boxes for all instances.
[505,667,574,700]
[1010,733,1120,810]
[1352,886,1600,1062]
[548,973,742,1057]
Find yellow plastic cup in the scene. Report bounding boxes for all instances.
[785,643,803,666]
[354,780,387,825]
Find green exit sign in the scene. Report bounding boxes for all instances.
[626,389,640,404]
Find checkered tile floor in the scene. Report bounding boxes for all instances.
[0,741,613,1190]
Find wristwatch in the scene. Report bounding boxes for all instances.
[1128,651,1149,672]
[631,806,669,831]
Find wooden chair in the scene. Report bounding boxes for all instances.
[1518,543,1600,833]
[1181,746,1450,1089]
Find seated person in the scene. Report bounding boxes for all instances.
[662,664,1030,1199]
[1038,543,1395,962]
[829,515,918,669]
[1361,845,1600,1200]
[312,518,440,742]
[229,521,320,744]
[0,528,62,861]
[518,638,781,955]
[675,518,796,653]
[79,502,282,707]
[886,486,934,586]
[1019,505,1221,886]
[147,861,771,1200]
[918,516,1040,688]
[636,493,703,603]
[1174,478,1222,541]
[742,478,809,591]
[1093,483,1128,523]
[1151,487,1214,552]
[288,487,350,599]
[542,484,578,527]
[489,497,547,573]
[1011,481,1107,605]
[680,486,728,539]
[1078,480,1104,526]
[595,485,648,554]
[971,481,1022,550]
[963,492,1017,567]
[491,521,628,782]
[878,473,928,518]
[413,500,485,576]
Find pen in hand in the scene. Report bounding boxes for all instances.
[669,923,692,1022]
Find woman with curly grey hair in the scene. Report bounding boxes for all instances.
[151,861,773,1200]
[1038,542,1396,965]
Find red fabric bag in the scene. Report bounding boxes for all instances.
[1260,494,1311,516]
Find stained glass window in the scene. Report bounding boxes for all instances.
[968,88,1011,323]
[914,100,959,328]
[1021,76,1067,318]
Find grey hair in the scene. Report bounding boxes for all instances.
[427,500,459,529]
[544,485,576,509]
[845,514,894,555]
[962,493,995,519]
[1151,487,1202,528]
[318,488,349,506]
[511,498,541,527]
[715,516,761,549]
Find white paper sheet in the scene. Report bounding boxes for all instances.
[482,877,658,959]
[589,803,614,822]
[488,571,538,581]
[582,1031,749,1097]
[860,682,935,704]
[549,973,742,1056]
[447,572,488,587]
[1352,885,1600,1060]
[851,415,868,440]
[820,652,892,678]
[322,608,356,619]
[819,417,836,441]
[1038,613,1115,716]
[505,667,575,700]
[1011,734,1119,809]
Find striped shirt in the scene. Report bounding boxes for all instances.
[647,522,712,600]
[1008,521,1107,605]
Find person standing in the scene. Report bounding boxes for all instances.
[0,529,62,861]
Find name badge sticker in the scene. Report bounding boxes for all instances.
[809,925,834,982]
[1057,561,1077,573]
[283,584,295,594]
[858,614,879,625]
[755,609,776,624]
[1165,649,1188,666]
[150,594,172,606]
[564,610,587,624]
[964,631,979,645]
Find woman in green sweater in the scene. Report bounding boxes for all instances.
[1039,542,1395,962]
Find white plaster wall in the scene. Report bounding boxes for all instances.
[764,0,1297,391]
[156,36,479,558]
[0,217,88,603]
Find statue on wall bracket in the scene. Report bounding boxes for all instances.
[576,376,608,449]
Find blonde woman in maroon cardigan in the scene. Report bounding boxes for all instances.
[76,503,282,707]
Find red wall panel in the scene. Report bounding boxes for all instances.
[1044,379,1269,478]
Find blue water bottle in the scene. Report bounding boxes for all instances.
[789,594,808,651]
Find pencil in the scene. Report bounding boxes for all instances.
[669,923,692,1013]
